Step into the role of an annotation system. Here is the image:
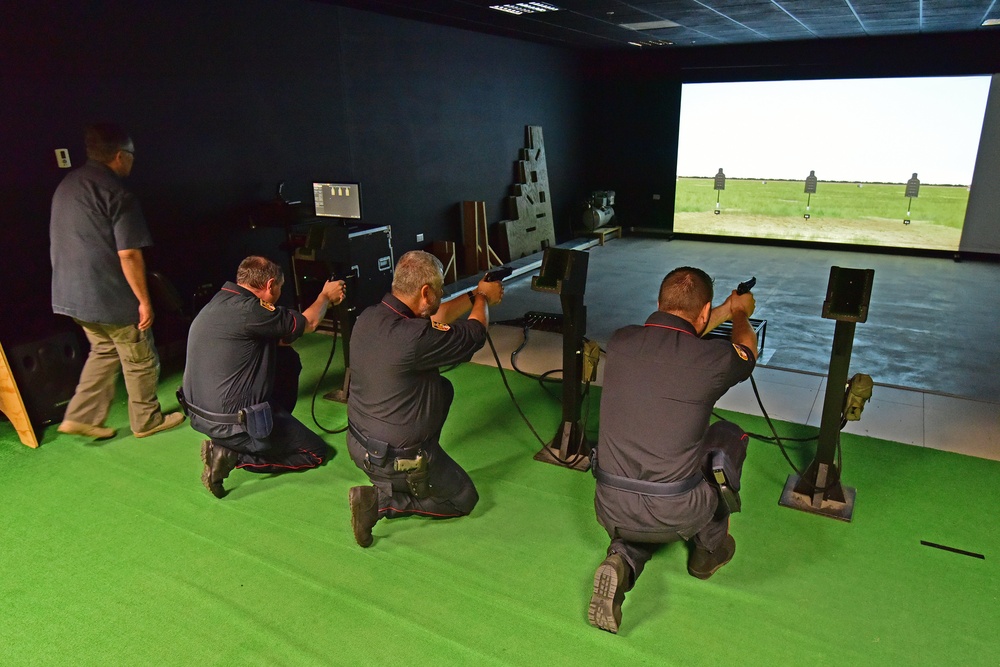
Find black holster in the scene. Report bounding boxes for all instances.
[395,452,430,498]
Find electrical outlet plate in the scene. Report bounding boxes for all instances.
[416,233,424,243]
[55,149,71,168]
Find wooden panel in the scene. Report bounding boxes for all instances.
[0,342,38,448]
[460,200,502,275]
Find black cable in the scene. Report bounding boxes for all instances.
[484,329,548,448]
[310,319,348,435]
[509,325,563,400]
[726,372,848,492]
[483,327,593,468]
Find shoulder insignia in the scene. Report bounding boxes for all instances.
[259,298,275,311]
[431,320,451,331]
[733,343,749,361]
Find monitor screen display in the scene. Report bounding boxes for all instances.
[313,182,361,219]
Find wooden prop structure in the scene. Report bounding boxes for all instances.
[0,342,38,448]
[428,240,458,284]
[496,126,558,261]
[461,200,503,274]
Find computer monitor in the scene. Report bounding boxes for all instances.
[313,182,362,219]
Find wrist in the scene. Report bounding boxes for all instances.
[468,291,484,305]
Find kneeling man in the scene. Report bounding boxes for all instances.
[181,256,344,497]
[346,251,502,547]
[588,267,757,634]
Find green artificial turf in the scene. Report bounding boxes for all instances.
[1,334,997,665]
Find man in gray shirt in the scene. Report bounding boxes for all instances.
[588,267,757,634]
[50,123,184,440]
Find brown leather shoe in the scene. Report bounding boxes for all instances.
[688,534,736,580]
[349,486,379,547]
[200,440,238,498]
[133,412,185,438]
[588,553,629,634]
[57,420,116,440]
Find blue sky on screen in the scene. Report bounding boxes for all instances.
[677,76,992,185]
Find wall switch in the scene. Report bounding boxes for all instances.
[55,149,71,168]
[416,233,424,243]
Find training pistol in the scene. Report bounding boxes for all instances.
[484,266,513,282]
[737,276,756,295]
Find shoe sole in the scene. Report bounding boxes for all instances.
[58,422,116,440]
[200,441,226,499]
[588,559,623,634]
[349,487,375,548]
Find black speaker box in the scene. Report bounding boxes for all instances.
[7,331,85,427]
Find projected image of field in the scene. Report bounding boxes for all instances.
[673,77,990,252]
[674,177,968,251]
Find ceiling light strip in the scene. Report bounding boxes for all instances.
[769,1,818,37]
[842,0,867,33]
[982,0,999,25]
[689,0,769,39]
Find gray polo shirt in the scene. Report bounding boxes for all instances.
[594,310,755,539]
[50,159,153,324]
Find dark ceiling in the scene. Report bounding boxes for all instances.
[324,0,1000,50]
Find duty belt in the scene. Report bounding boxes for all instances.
[591,447,703,497]
[176,387,240,424]
[348,421,424,468]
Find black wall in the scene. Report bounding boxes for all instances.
[1,0,587,343]
[580,31,1000,236]
[5,1,1000,348]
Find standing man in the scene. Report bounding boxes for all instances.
[346,251,503,547]
[51,123,184,440]
[181,256,345,498]
[587,267,757,634]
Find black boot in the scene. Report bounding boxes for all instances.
[200,440,238,499]
[588,553,630,634]
[349,486,379,547]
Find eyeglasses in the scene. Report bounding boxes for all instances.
[120,148,134,156]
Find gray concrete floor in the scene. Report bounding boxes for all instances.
[486,236,1000,403]
[465,236,999,461]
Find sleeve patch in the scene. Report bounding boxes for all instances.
[431,320,451,331]
[259,298,276,311]
[733,343,749,361]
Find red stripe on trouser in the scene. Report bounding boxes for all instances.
[236,448,322,471]
[380,505,463,518]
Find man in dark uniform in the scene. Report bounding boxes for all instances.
[181,256,345,498]
[346,250,503,547]
[587,266,757,634]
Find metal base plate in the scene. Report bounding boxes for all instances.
[533,444,591,472]
[778,474,856,522]
[323,388,348,403]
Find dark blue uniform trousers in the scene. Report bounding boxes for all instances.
[347,378,478,519]
[212,346,331,473]
[608,419,748,584]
